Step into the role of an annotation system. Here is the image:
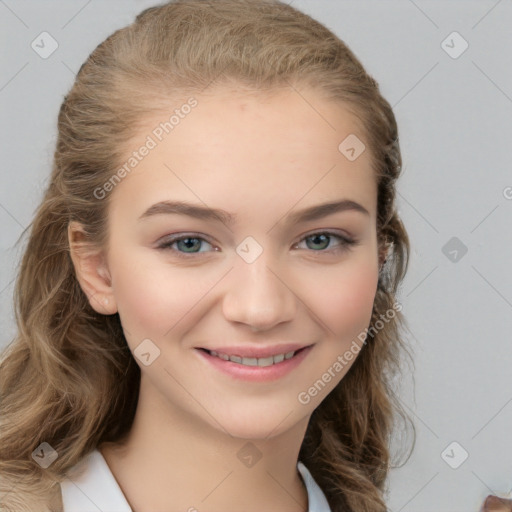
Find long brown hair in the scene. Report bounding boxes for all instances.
[0,1,414,510]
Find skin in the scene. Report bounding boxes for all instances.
[69,85,384,512]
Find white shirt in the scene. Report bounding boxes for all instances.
[60,449,332,512]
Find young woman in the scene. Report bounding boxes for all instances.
[0,1,420,510]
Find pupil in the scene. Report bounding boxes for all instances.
[180,238,200,252]
[308,234,329,250]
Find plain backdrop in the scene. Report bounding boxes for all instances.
[1,1,511,510]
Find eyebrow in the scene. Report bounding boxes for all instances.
[138,199,370,226]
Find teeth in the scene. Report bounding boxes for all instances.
[210,351,229,361]
[257,356,274,367]
[241,357,258,366]
[208,349,297,366]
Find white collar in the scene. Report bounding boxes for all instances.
[60,449,332,512]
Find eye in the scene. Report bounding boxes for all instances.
[156,234,217,258]
[293,231,358,255]
[156,230,358,258]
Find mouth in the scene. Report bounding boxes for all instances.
[197,347,309,367]
[196,344,314,382]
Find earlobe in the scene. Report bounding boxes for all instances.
[67,221,117,315]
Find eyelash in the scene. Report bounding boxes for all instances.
[156,231,359,259]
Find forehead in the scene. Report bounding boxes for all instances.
[109,86,376,222]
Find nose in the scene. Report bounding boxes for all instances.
[222,251,297,331]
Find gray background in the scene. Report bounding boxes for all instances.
[1,1,511,510]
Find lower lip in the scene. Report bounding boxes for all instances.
[195,346,314,382]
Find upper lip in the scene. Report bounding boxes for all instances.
[196,343,312,358]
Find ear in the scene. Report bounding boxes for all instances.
[68,221,117,315]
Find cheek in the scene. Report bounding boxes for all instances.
[306,259,378,339]
[108,249,199,340]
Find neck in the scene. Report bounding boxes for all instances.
[100,373,311,512]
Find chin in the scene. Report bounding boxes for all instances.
[206,406,308,442]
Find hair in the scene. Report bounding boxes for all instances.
[0,1,414,511]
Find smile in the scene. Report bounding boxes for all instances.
[205,349,297,367]
[196,345,313,382]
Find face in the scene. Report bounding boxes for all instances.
[100,86,380,439]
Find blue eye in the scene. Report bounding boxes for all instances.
[156,231,358,258]
[296,232,357,253]
[157,235,215,255]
